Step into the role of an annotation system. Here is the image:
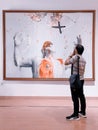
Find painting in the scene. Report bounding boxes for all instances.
[3,10,95,81]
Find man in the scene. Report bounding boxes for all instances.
[65,43,86,120]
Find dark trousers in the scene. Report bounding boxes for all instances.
[70,80,86,116]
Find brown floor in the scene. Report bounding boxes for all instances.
[0,96,98,130]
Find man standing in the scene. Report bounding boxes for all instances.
[65,43,86,120]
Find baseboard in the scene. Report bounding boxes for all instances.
[0,96,98,100]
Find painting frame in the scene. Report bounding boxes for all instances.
[3,10,95,81]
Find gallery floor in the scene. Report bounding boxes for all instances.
[0,96,98,130]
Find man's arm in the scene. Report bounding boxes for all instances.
[64,57,71,65]
[64,49,75,65]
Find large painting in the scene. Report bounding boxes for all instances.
[3,10,95,81]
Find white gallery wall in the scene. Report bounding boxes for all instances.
[0,0,98,97]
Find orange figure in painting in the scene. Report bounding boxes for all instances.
[38,41,64,78]
[39,41,54,78]
[39,59,53,78]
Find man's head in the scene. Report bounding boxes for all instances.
[75,44,84,55]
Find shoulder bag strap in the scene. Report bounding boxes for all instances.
[77,56,80,75]
[71,64,73,75]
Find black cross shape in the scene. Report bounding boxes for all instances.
[52,21,66,34]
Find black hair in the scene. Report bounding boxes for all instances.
[75,44,84,55]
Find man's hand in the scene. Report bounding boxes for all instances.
[69,49,75,58]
